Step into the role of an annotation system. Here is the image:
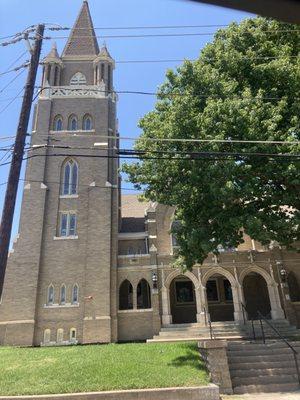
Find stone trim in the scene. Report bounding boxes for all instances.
[118,309,153,314]
[0,385,219,400]
[0,320,34,325]
[118,232,148,240]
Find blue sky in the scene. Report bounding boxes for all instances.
[0,0,252,240]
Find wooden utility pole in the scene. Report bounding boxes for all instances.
[0,24,45,297]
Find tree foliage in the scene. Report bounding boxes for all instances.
[123,18,300,269]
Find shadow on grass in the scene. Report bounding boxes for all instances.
[168,343,207,372]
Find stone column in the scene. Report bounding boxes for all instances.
[161,286,172,325]
[268,282,285,319]
[132,286,137,310]
[195,285,205,324]
[232,285,244,322]
[198,340,233,395]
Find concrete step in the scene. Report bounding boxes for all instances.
[229,360,297,371]
[232,373,298,387]
[233,382,300,394]
[228,353,299,364]
[228,348,300,357]
[228,341,300,350]
[230,367,297,378]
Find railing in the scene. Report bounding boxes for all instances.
[257,310,300,385]
[241,302,261,342]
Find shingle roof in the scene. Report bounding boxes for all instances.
[120,195,149,233]
[62,1,99,57]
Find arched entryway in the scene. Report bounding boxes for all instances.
[170,276,197,324]
[243,272,271,319]
[206,274,234,322]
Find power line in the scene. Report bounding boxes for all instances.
[35,29,300,41]
[0,69,25,94]
[0,134,299,146]
[34,86,300,102]
[0,87,24,115]
[0,50,28,75]
[51,23,231,31]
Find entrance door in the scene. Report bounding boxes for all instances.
[170,277,197,324]
[243,273,271,319]
[206,276,234,321]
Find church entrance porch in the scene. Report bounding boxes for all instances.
[206,276,234,322]
[170,276,197,324]
[243,272,271,319]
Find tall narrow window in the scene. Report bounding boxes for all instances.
[54,66,59,86]
[68,115,78,131]
[82,114,93,131]
[44,329,51,344]
[60,285,66,304]
[137,279,151,309]
[119,280,133,310]
[108,65,112,92]
[48,285,54,305]
[57,328,64,343]
[59,213,77,237]
[72,284,79,304]
[61,159,78,195]
[101,64,105,80]
[53,115,63,131]
[70,328,77,342]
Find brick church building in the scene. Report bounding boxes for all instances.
[1,1,300,346]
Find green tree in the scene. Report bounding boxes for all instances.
[123,18,300,269]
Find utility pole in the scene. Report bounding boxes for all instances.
[0,24,45,297]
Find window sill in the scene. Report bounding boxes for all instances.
[118,308,153,314]
[59,195,79,199]
[44,303,79,308]
[53,236,78,240]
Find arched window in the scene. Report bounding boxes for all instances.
[48,284,54,305]
[53,115,63,131]
[82,114,93,131]
[44,329,51,344]
[287,272,300,302]
[68,115,78,131]
[72,284,79,304]
[70,328,77,342]
[119,280,133,310]
[61,158,78,195]
[57,328,64,343]
[60,284,66,305]
[70,72,86,86]
[171,220,181,250]
[137,279,151,309]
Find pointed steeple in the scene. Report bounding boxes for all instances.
[62,1,99,58]
[43,42,61,63]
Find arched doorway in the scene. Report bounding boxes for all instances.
[243,272,271,319]
[170,276,197,324]
[206,274,234,321]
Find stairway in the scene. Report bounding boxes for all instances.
[246,319,300,340]
[227,341,300,393]
[148,321,247,343]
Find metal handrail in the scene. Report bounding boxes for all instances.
[257,311,300,385]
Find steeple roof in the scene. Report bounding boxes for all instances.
[62,1,99,57]
[43,42,61,62]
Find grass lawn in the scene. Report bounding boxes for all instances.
[0,342,209,396]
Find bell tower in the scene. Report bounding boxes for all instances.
[0,1,119,346]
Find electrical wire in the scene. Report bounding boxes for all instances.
[0,87,24,115]
[0,69,25,94]
[35,29,300,41]
[0,133,299,146]
[34,86,300,102]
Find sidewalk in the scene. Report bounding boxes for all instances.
[222,391,300,400]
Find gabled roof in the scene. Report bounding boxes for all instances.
[62,1,99,57]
